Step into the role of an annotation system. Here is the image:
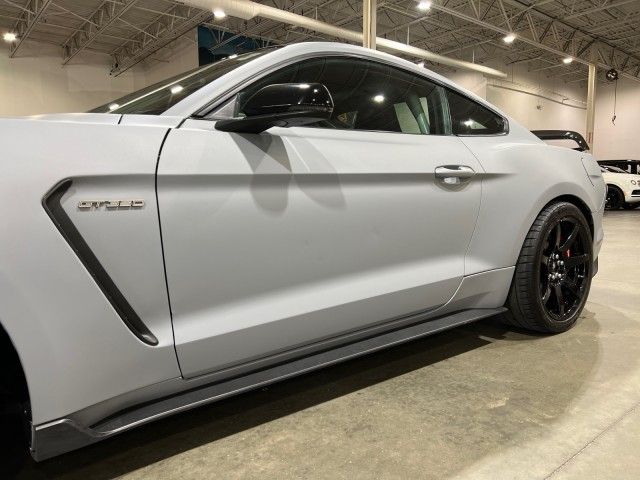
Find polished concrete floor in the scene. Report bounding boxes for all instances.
[15,211,640,480]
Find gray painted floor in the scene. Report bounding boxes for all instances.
[18,211,640,480]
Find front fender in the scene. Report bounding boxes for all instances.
[0,118,180,426]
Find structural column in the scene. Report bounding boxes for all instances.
[363,0,377,49]
[585,63,597,151]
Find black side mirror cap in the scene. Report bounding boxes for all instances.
[215,83,334,134]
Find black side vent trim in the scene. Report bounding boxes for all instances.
[42,179,159,346]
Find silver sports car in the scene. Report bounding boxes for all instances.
[0,42,605,461]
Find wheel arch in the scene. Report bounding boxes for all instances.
[0,319,31,422]
[606,183,624,193]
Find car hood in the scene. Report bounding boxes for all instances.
[29,113,122,125]
[4,113,122,125]
[602,171,640,183]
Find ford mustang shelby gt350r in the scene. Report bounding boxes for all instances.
[0,42,605,461]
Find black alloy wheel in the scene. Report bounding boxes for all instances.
[502,202,593,333]
[539,218,591,321]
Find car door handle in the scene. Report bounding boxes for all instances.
[435,165,476,183]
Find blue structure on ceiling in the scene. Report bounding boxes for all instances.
[198,25,269,66]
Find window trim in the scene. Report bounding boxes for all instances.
[194,52,509,137]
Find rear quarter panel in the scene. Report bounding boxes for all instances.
[460,126,605,274]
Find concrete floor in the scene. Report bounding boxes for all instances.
[16,211,640,480]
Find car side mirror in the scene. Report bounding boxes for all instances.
[215,83,334,134]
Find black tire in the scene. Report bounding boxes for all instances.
[502,202,593,333]
[605,186,624,210]
[623,202,640,210]
[0,338,30,477]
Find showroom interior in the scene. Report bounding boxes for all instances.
[1,0,639,479]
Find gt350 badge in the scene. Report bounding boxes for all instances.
[78,200,145,210]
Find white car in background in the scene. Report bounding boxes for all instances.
[600,165,640,210]
[0,42,605,464]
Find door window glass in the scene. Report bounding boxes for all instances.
[446,89,507,135]
[218,57,451,135]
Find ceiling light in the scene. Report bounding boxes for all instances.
[108,103,120,111]
[213,9,226,19]
[170,85,184,94]
[3,32,17,42]
[373,94,385,103]
[417,61,425,68]
[228,54,238,59]
[563,57,573,64]
[417,1,432,11]
[503,33,516,44]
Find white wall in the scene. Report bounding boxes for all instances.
[0,42,141,116]
[593,77,640,160]
[0,32,198,117]
[136,31,199,87]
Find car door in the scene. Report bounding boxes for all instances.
[157,56,484,379]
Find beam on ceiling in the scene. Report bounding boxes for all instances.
[425,1,640,82]
[562,0,640,20]
[9,0,54,57]
[61,0,138,65]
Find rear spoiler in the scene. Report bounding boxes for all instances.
[531,130,589,152]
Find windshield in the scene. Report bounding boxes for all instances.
[90,50,272,115]
[604,166,627,173]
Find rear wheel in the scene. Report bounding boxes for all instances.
[502,202,593,333]
[0,332,30,477]
[605,186,624,210]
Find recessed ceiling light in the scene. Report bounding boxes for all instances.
[3,32,17,42]
[213,9,226,19]
[108,103,120,111]
[170,85,184,94]
[563,57,573,64]
[417,1,432,11]
[373,94,385,103]
[417,61,425,68]
[503,33,516,44]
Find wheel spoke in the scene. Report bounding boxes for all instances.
[565,254,589,269]
[564,279,581,299]
[541,285,552,304]
[554,284,566,316]
[559,224,579,251]
[554,223,562,248]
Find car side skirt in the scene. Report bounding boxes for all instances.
[31,306,505,461]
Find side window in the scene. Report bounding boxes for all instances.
[446,89,507,135]
[218,57,451,135]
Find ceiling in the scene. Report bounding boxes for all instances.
[1,0,639,83]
